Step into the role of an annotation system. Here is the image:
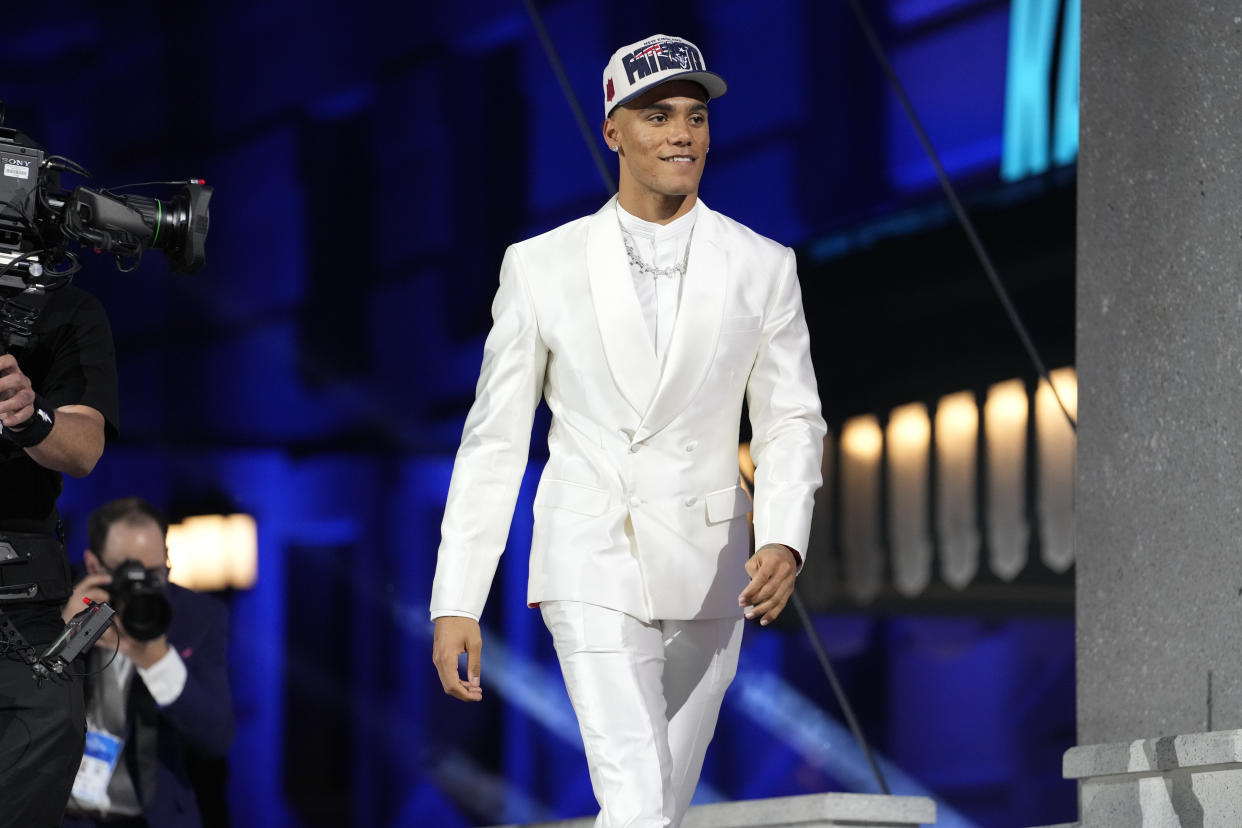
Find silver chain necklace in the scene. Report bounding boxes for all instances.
[620,227,693,279]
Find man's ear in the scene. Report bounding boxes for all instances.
[84,549,104,575]
[602,117,619,151]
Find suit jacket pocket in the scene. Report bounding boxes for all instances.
[705,485,750,524]
[534,479,610,517]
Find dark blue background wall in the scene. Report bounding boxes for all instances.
[8,1,1075,825]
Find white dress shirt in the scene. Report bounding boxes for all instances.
[615,200,697,361]
[68,647,188,817]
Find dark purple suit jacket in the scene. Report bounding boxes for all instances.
[66,583,234,828]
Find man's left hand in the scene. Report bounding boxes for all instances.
[121,632,171,670]
[738,543,799,625]
[102,618,170,669]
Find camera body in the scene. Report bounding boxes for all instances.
[0,101,212,288]
[107,559,172,642]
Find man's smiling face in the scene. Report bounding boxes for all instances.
[606,79,710,209]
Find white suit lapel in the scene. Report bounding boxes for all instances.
[587,198,660,415]
[635,204,727,443]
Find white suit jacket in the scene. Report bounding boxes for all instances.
[430,197,826,622]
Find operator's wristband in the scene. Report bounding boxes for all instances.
[1,395,56,447]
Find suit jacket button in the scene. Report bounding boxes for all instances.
[684,497,697,507]
[684,441,698,452]
[629,495,642,507]
[629,444,641,454]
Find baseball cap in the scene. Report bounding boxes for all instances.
[602,34,727,119]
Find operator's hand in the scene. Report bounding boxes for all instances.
[60,572,170,667]
[62,572,111,624]
[738,543,799,626]
[62,572,119,653]
[0,354,35,430]
[432,616,483,702]
[119,631,170,669]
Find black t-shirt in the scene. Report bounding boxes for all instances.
[0,284,119,534]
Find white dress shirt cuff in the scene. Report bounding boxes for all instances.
[430,610,480,622]
[137,646,188,707]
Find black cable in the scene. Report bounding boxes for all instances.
[843,0,1077,433]
[791,589,890,794]
[44,155,92,180]
[64,620,122,678]
[738,476,890,795]
[0,248,48,284]
[522,0,617,195]
[1,193,44,244]
[105,179,202,191]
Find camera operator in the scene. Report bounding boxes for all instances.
[60,497,234,828]
[0,281,119,828]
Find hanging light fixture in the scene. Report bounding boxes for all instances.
[1036,367,1077,572]
[167,513,259,591]
[840,415,884,603]
[935,391,981,589]
[887,402,932,596]
[984,379,1030,581]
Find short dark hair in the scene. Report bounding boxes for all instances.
[87,497,169,557]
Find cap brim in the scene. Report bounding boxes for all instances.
[609,71,728,115]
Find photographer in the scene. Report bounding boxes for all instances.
[0,282,118,828]
[61,497,234,828]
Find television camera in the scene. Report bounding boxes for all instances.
[0,99,212,678]
[0,99,212,351]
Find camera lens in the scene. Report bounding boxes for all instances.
[109,560,173,642]
[121,591,173,642]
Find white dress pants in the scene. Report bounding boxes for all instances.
[540,600,745,828]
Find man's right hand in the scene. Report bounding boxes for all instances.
[62,572,121,653]
[62,572,111,625]
[432,616,483,702]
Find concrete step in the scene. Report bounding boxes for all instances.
[1030,728,1242,827]
[486,791,936,827]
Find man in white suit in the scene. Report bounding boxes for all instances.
[431,33,826,827]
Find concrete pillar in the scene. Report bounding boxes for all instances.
[1077,1,1242,744]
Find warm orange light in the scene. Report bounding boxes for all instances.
[886,403,932,596]
[936,391,978,441]
[167,514,258,591]
[888,402,931,449]
[984,379,1030,580]
[1036,366,1078,422]
[935,390,981,589]
[841,415,883,459]
[1036,367,1077,572]
[840,414,884,603]
[985,379,1028,426]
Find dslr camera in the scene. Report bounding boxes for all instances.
[107,560,172,642]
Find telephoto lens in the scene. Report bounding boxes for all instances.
[108,560,172,641]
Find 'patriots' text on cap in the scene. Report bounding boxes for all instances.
[621,40,705,85]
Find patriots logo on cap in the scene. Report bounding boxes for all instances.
[621,39,704,84]
[604,34,725,119]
